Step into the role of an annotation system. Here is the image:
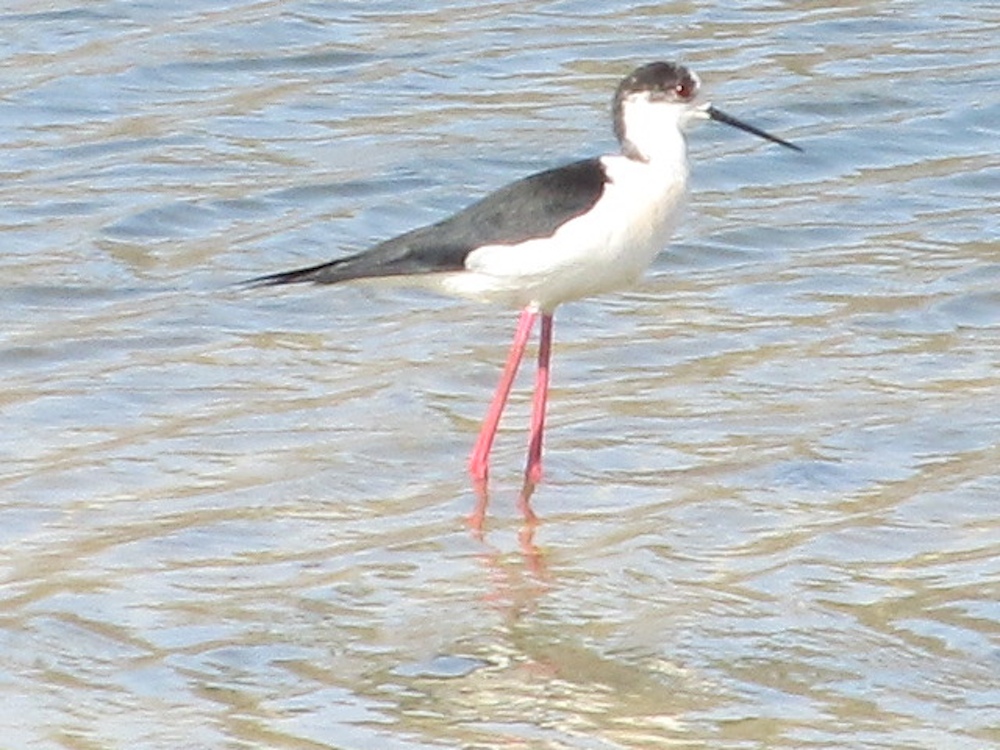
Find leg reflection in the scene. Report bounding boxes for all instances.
[467,480,544,575]
[468,478,490,538]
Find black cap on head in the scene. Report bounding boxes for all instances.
[612,61,803,154]
[613,62,700,144]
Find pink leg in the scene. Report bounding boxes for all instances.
[524,313,553,486]
[468,308,537,483]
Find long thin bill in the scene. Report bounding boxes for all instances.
[707,105,803,152]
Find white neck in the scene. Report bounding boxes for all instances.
[618,96,693,164]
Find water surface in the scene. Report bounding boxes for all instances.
[2,1,998,748]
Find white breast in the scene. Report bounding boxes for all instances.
[443,153,689,312]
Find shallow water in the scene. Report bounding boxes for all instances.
[2,1,999,748]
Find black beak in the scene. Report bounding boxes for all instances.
[707,105,802,152]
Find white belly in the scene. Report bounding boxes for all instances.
[441,154,688,312]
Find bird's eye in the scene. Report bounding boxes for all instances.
[674,80,695,99]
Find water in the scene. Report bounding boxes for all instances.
[2,1,998,748]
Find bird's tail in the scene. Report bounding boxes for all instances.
[242,257,350,288]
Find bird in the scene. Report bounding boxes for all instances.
[248,61,801,505]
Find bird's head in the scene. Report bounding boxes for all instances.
[613,61,802,161]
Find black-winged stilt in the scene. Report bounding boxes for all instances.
[249,61,801,510]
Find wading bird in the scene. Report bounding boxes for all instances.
[249,61,801,519]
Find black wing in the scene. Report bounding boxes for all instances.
[246,158,608,287]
